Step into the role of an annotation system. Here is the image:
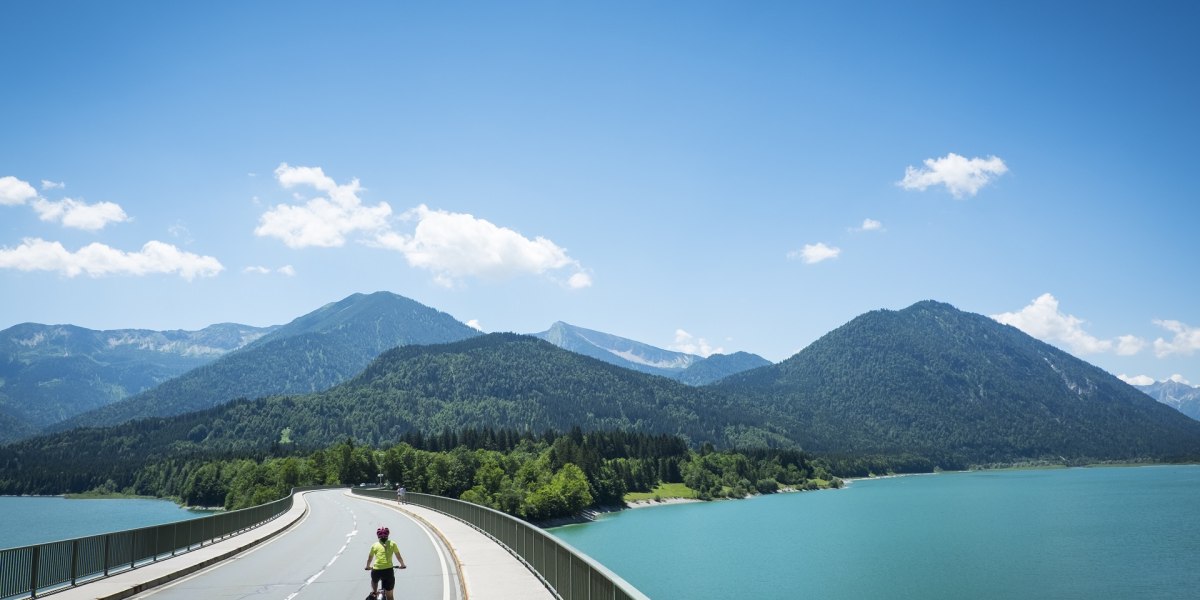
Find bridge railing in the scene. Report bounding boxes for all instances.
[354,488,649,600]
[0,485,339,600]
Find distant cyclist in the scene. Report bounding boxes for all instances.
[365,526,407,600]
[397,485,407,504]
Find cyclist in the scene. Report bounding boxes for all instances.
[364,526,407,600]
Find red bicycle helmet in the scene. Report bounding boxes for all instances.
[376,527,389,538]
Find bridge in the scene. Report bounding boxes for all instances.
[0,488,648,600]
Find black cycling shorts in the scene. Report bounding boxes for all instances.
[371,568,396,591]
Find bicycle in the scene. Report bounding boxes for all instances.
[365,565,405,600]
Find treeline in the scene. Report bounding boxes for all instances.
[15,429,854,522]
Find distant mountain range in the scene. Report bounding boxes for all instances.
[50,292,480,432]
[4,297,772,443]
[532,321,770,384]
[1136,380,1200,421]
[0,322,271,443]
[4,297,1199,498]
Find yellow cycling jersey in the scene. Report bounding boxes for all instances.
[369,539,400,570]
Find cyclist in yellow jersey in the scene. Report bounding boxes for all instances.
[364,526,407,600]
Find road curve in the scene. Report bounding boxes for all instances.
[128,490,461,600]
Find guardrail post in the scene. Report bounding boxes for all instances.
[29,545,39,598]
[71,539,79,585]
[103,535,111,576]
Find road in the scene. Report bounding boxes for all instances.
[130,490,462,600]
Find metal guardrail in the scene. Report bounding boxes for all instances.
[354,488,650,600]
[0,485,339,600]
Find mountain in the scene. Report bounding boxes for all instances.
[0,333,789,494]
[52,292,481,430]
[533,322,700,377]
[532,321,770,384]
[1136,380,1200,421]
[678,352,773,385]
[0,322,270,442]
[11,297,1200,497]
[716,300,1200,466]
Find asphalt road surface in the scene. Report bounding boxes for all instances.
[130,490,462,600]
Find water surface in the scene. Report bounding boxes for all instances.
[0,496,208,549]
[551,466,1200,599]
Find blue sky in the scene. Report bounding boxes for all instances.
[2,1,1197,386]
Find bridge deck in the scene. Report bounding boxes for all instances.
[48,490,555,600]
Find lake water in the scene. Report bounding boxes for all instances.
[0,496,208,550]
[550,466,1200,600]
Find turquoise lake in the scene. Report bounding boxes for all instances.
[550,466,1200,599]
[0,496,208,550]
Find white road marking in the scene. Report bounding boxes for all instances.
[411,516,452,600]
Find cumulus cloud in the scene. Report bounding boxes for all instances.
[898,153,1008,198]
[1,176,38,206]
[278,264,296,277]
[0,238,223,280]
[376,204,591,288]
[255,163,392,248]
[859,218,888,231]
[1115,335,1146,356]
[1118,374,1156,386]
[259,164,591,287]
[244,266,271,275]
[41,180,65,190]
[567,271,593,289]
[787,242,841,264]
[991,293,1144,355]
[670,329,724,357]
[466,319,484,331]
[31,197,129,231]
[1168,374,1193,385]
[1152,319,1200,357]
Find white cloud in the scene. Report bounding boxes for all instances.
[991,293,1144,356]
[260,164,591,287]
[787,242,841,264]
[376,204,590,288]
[255,163,392,248]
[0,238,223,280]
[245,264,296,276]
[1115,335,1146,356]
[567,271,593,289]
[856,218,884,232]
[1,176,38,206]
[31,197,129,231]
[1168,374,1193,385]
[1118,374,1156,386]
[670,329,724,357]
[1152,319,1200,357]
[41,180,65,190]
[466,319,484,331]
[898,153,1008,198]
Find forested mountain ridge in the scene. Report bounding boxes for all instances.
[325,333,784,447]
[7,297,1200,500]
[0,333,789,495]
[0,322,271,443]
[716,300,1200,465]
[678,351,773,385]
[51,292,481,431]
